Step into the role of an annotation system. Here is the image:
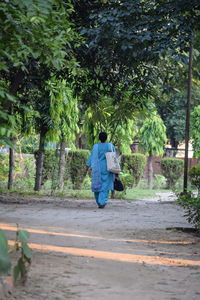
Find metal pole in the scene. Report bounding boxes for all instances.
[183,44,193,192]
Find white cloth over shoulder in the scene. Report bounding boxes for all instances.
[105,143,121,174]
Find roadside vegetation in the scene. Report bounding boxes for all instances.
[1,2,200,299]
[0,150,192,201]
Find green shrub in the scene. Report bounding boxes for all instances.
[16,136,39,154]
[42,149,58,184]
[137,179,148,189]
[13,154,35,189]
[160,158,184,188]
[0,153,35,189]
[65,152,72,182]
[174,177,184,190]
[121,153,146,187]
[0,153,9,181]
[177,192,200,230]
[177,166,200,229]
[120,172,134,191]
[66,150,90,189]
[41,149,90,190]
[153,174,166,190]
[82,176,91,190]
[189,165,200,194]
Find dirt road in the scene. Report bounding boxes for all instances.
[0,193,200,300]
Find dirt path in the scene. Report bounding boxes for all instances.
[0,193,200,300]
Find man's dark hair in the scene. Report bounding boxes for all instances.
[99,132,107,142]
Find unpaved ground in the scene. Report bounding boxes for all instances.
[0,192,200,300]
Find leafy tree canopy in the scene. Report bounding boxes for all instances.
[0,0,81,144]
[0,0,77,71]
[73,0,200,104]
[139,114,167,156]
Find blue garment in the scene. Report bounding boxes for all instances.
[86,142,115,206]
[94,191,109,206]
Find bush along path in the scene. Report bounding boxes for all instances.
[177,165,200,231]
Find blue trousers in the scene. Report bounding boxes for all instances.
[94,191,109,206]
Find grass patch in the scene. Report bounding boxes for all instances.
[0,188,94,199]
[0,189,40,195]
[0,188,170,201]
[56,189,94,199]
[115,189,166,200]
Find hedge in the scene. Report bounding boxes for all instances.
[42,149,58,184]
[0,153,9,181]
[177,165,200,230]
[160,158,184,188]
[121,153,146,187]
[43,149,90,189]
[65,150,90,189]
[189,165,200,193]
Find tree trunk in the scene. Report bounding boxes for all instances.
[34,131,45,191]
[59,140,67,190]
[7,147,15,190]
[147,155,153,189]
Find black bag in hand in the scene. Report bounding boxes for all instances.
[114,177,124,191]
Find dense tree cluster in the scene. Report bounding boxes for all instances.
[0,0,200,190]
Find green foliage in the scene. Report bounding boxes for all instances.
[177,192,200,230]
[174,177,184,190]
[13,230,32,283]
[189,165,200,194]
[160,158,184,188]
[27,79,79,192]
[83,95,142,152]
[137,179,149,190]
[0,230,11,276]
[0,0,81,146]
[191,105,200,158]
[43,149,90,189]
[139,114,167,156]
[66,150,90,189]
[153,174,167,190]
[121,153,146,187]
[0,0,78,71]
[0,153,35,189]
[82,176,91,190]
[114,188,158,200]
[0,90,16,145]
[16,136,39,154]
[137,176,168,190]
[119,172,134,193]
[42,149,58,184]
[0,153,9,181]
[157,82,200,149]
[157,93,186,148]
[73,0,200,108]
[0,229,31,283]
[46,78,79,145]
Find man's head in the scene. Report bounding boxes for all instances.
[99,132,107,143]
